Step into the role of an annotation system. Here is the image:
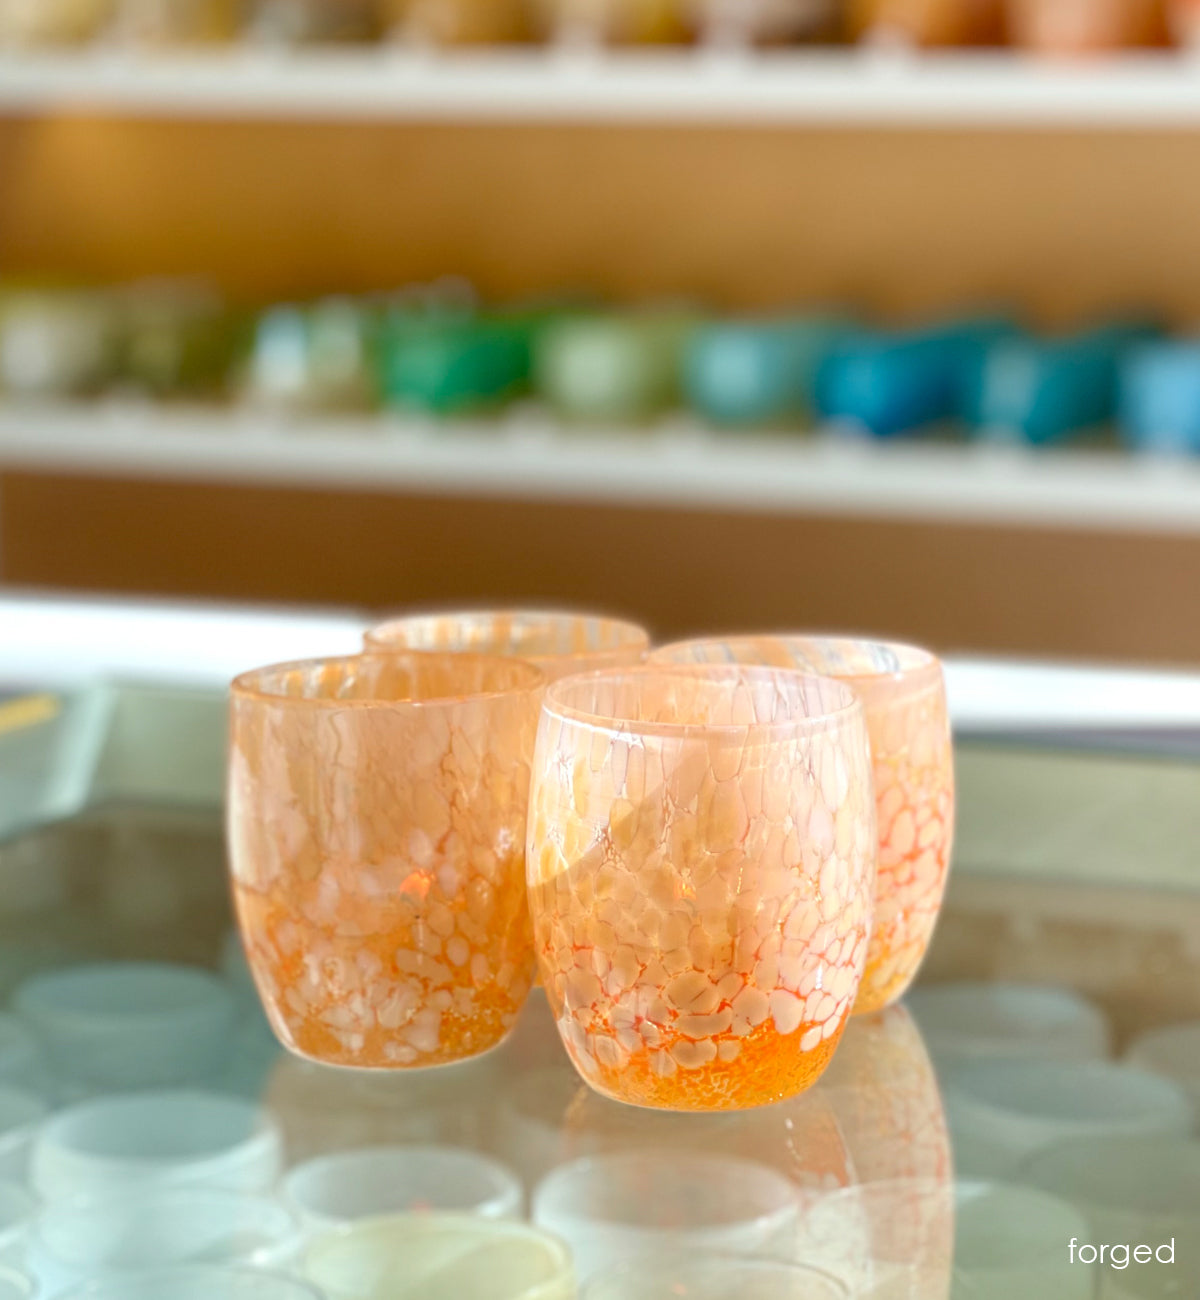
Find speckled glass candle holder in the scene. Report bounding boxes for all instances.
[227,653,544,1070]
[527,664,876,1112]
[651,638,953,1016]
[365,611,650,682]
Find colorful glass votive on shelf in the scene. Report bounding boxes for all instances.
[683,317,849,429]
[1007,0,1170,52]
[380,307,541,417]
[541,0,693,44]
[1119,340,1200,454]
[116,0,239,42]
[0,0,116,45]
[246,300,378,413]
[815,317,1014,438]
[227,653,543,1070]
[695,0,840,46]
[650,637,953,1015]
[533,310,694,426]
[247,0,383,43]
[388,0,539,43]
[846,0,1005,45]
[364,610,650,680]
[304,1213,575,1300]
[966,321,1159,446]
[526,664,876,1111]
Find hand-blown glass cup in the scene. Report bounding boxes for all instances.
[651,638,954,1015]
[364,610,650,680]
[527,665,876,1112]
[227,653,544,1070]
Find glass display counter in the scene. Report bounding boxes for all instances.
[0,632,1196,1299]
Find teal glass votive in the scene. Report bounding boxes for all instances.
[245,300,378,413]
[534,310,695,426]
[1119,339,1200,455]
[684,316,849,429]
[816,316,1015,439]
[966,321,1159,446]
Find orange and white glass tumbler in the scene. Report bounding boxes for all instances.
[652,638,954,1015]
[227,653,543,1069]
[526,664,877,1111]
[364,610,650,681]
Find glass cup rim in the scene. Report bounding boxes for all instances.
[540,663,863,741]
[364,608,652,660]
[230,650,545,711]
[581,1252,851,1299]
[651,633,944,696]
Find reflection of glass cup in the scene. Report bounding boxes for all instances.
[29,1190,301,1295]
[583,1255,849,1299]
[527,665,875,1111]
[59,1268,322,1300]
[364,611,650,682]
[651,637,953,1014]
[907,982,1111,1069]
[31,1091,282,1202]
[944,1061,1193,1180]
[1021,1135,1200,1300]
[304,1213,575,1300]
[819,1005,952,1187]
[228,653,543,1070]
[13,962,236,1094]
[953,1182,1094,1300]
[792,1177,954,1300]
[532,1153,798,1284]
[282,1145,523,1230]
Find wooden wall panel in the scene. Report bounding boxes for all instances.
[2,117,1200,323]
[4,471,1200,666]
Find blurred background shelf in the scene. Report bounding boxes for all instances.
[1,404,1198,532]
[3,50,1200,127]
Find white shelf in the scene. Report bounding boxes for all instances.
[1,402,1199,533]
[2,49,1200,127]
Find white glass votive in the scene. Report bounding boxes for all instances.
[1125,1020,1200,1116]
[31,1091,282,1201]
[0,1088,48,1184]
[531,1153,798,1284]
[791,1177,954,1298]
[943,1060,1192,1179]
[0,1183,35,1267]
[305,1212,575,1300]
[29,1189,302,1295]
[14,963,236,1094]
[283,1145,523,1230]
[59,1267,322,1300]
[1021,1134,1200,1298]
[906,983,1110,1067]
[582,1255,850,1299]
[953,1181,1094,1300]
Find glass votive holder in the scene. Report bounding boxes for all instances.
[0,0,115,45]
[247,0,383,43]
[953,1181,1094,1300]
[1020,1135,1200,1285]
[527,664,876,1111]
[0,1088,48,1185]
[531,1152,797,1284]
[1125,1019,1200,1114]
[31,1091,282,1202]
[304,1212,575,1300]
[1007,0,1169,52]
[115,0,239,42]
[650,637,952,1015]
[791,1177,954,1299]
[694,0,838,46]
[228,653,544,1070]
[0,1183,34,1268]
[943,1060,1193,1181]
[28,1189,302,1295]
[59,1267,323,1300]
[364,610,650,682]
[582,1255,849,1299]
[1119,341,1200,456]
[282,1145,523,1229]
[906,982,1111,1068]
[540,0,692,44]
[13,962,237,1094]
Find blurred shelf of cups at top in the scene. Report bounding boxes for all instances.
[3,48,1200,127]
